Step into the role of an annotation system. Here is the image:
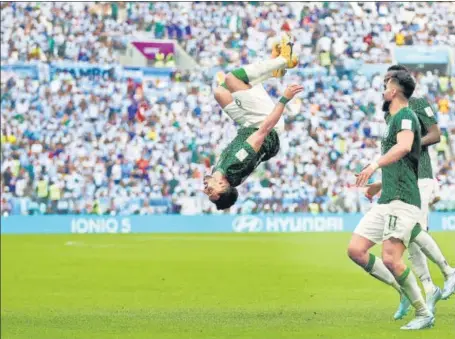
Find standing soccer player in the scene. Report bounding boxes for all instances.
[347,70,435,330]
[368,65,455,318]
[203,35,301,210]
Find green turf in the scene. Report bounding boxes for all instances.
[1,233,454,339]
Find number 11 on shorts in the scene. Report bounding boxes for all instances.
[388,215,398,231]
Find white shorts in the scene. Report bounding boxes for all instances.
[418,178,440,230]
[354,200,421,247]
[223,84,285,134]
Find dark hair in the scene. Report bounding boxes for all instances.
[387,70,416,99]
[214,187,238,210]
[387,64,410,73]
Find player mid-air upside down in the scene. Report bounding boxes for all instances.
[203,35,301,210]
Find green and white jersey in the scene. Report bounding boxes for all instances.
[379,107,421,208]
[214,127,280,187]
[385,96,437,179]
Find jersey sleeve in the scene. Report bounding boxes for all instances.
[394,109,419,134]
[413,98,437,128]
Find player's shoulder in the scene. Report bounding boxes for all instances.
[409,96,430,107]
[409,96,432,113]
[396,107,417,119]
[409,96,437,123]
[395,107,419,130]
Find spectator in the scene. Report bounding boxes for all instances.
[1,2,454,215]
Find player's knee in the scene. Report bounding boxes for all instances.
[347,245,365,262]
[224,73,236,88]
[225,73,243,92]
[213,86,233,109]
[224,71,251,93]
[213,87,225,102]
[381,254,398,272]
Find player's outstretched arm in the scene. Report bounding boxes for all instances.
[356,130,414,187]
[247,84,303,152]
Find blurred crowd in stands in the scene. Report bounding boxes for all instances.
[1,2,455,215]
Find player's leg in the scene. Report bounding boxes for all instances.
[224,35,297,93]
[214,86,234,109]
[382,238,434,330]
[382,201,434,330]
[216,51,287,124]
[219,42,285,94]
[348,205,402,293]
[224,58,285,93]
[216,35,297,132]
[408,179,441,312]
[408,242,441,313]
[348,234,402,292]
[412,225,455,300]
[417,178,455,299]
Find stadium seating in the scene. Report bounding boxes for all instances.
[1,2,454,215]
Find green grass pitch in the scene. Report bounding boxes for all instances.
[1,233,454,339]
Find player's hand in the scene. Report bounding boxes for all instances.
[355,164,377,187]
[364,182,382,202]
[283,84,304,100]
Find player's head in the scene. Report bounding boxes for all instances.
[382,70,415,112]
[203,175,238,210]
[387,64,410,73]
[384,64,410,86]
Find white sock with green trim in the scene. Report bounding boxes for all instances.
[413,230,455,279]
[243,57,286,83]
[409,242,436,295]
[249,73,273,86]
[397,267,431,316]
[365,253,401,293]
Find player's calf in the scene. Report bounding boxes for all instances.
[224,51,292,93]
[408,242,442,314]
[383,239,432,320]
[347,235,371,267]
[348,234,402,293]
[411,225,455,277]
[382,245,407,276]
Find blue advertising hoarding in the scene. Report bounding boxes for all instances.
[49,62,117,79]
[394,45,450,64]
[2,62,175,81]
[1,213,454,235]
[0,63,40,79]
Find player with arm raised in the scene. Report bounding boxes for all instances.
[366,65,455,319]
[347,70,435,330]
[203,35,301,210]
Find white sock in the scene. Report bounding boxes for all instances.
[409,242,436,295]
[413,231,455,279]
[249,73,272,86]
[243,57,286,84]
[398,268,430,316]
[366,254,401,293]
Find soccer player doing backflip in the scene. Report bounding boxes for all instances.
[203,34,301,210]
